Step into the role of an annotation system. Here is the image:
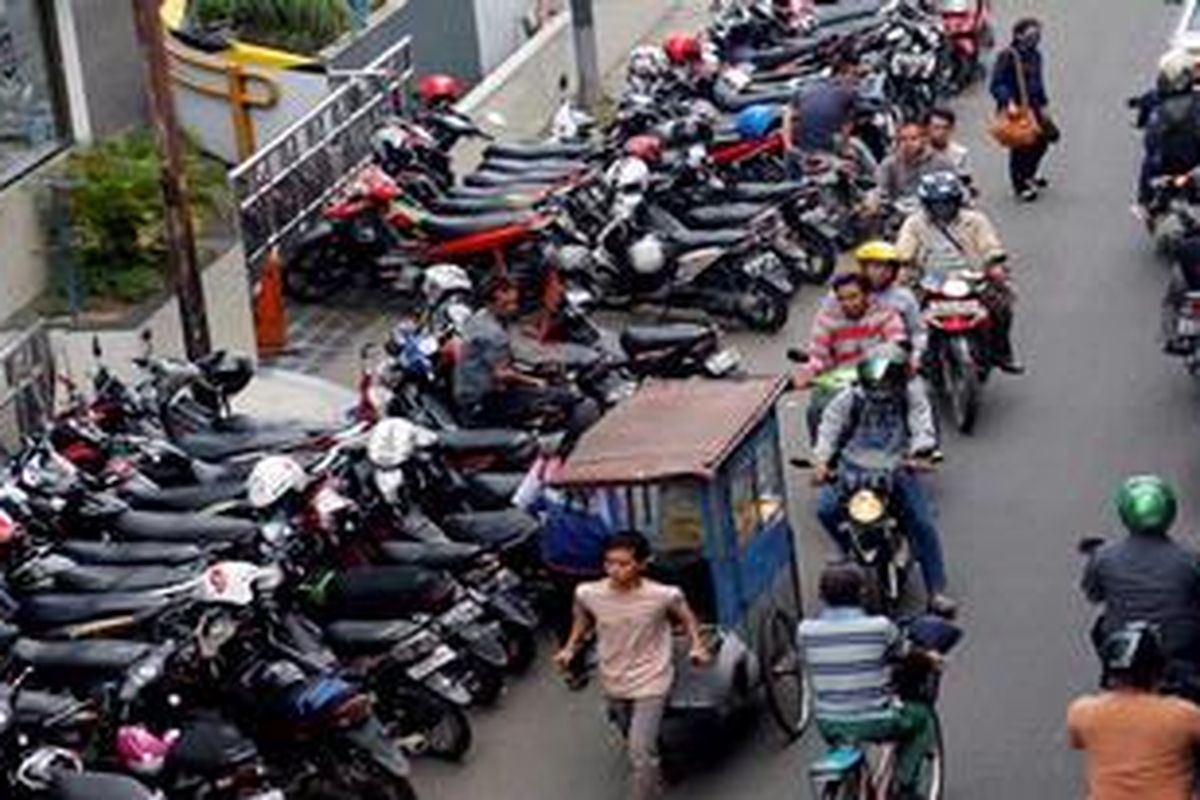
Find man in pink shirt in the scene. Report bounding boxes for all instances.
[554,531,710,800]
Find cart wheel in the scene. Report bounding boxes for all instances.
[758,608,811,742]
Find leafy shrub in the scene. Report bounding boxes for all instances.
[56,131,227,309]
[191,0,359,55]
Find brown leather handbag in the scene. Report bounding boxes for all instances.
[988,49,1042,149]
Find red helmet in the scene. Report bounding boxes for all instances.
[624,135,664,164]
[416,74,465,108]
[662,33,702,66]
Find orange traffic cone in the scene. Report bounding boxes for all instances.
[254,248,288,356]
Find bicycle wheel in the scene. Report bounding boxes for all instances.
[913,713,945,800]
[758,608,811,741]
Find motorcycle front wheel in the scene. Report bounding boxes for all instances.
[736,289,789,332]
[284,238,353,303]
[383,683,473,761]
[295,758,417,800]
[773,223,838,285]
[940,335,981,435]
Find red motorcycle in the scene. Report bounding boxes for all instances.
[937,0,993,91]
[284,166,569,304]
[920,267,996,435]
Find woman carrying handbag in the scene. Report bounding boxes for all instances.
[989,17,1058,201]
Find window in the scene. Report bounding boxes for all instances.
[0,0,68,186]
[728,428,787,547]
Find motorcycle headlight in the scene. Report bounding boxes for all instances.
[941,278,971,299]
[374,468,404,502]
[847,489,885,525]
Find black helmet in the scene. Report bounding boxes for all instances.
[857,343,908,401]
[1101,622,1165,688]
[917,171,966,224]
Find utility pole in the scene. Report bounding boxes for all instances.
[130,0,211,359]
[568,0,601,109]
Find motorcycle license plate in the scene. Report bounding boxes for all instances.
[410,645,458,680]
[1178,317,1200,337]
[248,792,286,800]
[704,347,741,376]
[927,299,983,317]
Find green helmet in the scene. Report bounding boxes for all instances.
[857,343,908,401]
[1115,475,1177,535]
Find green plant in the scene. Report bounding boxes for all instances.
[56,131,227,309]
[191,0,358,54]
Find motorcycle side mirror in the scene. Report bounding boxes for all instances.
[139,329,153,358]
[91,335,103,360]
[1077,536,1106,555]
[789,457,813,470]
[786,348,809,364]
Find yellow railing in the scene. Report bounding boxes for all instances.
[165,39,281,161]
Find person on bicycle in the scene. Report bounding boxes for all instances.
[799,562,939,799]
[812,344,955,617]
[1081,475,1200,698]
[896,171,1024,374]
[1068,622,1200,799]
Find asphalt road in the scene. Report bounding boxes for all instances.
[418,2,1197,797]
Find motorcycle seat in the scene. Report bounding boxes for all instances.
[484,140,595,160]
[442,508,541,549]
[436,427,535,456]
[686,203,771,228]
[463,170,566,189]
[122,479,245,512]
[445,184,546,199]
[51,771,159,800]
[428,195,536,215]
[17,592,172,627]
[320,566,456,619]
[15,688,90,724]
[56,540,208,566]
[11,637,154,673]
[464,471,526,503]
[191,457,256,484]
[380,540,486,569]
[481,157,587,175]
[110,509,258,545]
[170,717,261,777]
[43,562,202,594]
[667,226,750,249]
[324,618,426,653]
[620,323,715,355]
[730,180,812,201]
[418,210,537,239]
[173,427,313,461]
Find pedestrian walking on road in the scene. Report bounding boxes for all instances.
[990,17,1059,201]
[554,531,711,800]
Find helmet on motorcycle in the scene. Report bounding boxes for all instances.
[735,104,780,140]
[663,33,703,66]
[371,127,416,175]
[247,455,307,511]
[416,74,465,108]
[854,240,903,265]
[422,263,473,307]
[917,171,966,224]
[624,134,664,165]
[1101,622,1166,689]
[627,46,668,85]
[367,418,436,469]
[629,234,667,275]
[1157,49,1196,97]
[1115,474,1177,535]
[856,343,909,400]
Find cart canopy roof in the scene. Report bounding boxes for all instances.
[553,377,787,486]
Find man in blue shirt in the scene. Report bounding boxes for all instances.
[799,563,936,798]
[782,55,861,172]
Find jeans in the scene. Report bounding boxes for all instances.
[817,471,948,593]
[608,696,667,800]
[817,703,936,790]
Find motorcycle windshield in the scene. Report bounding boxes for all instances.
[938,0,973,12]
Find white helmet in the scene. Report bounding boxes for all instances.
[1159,49,1196,96]
[368,418,436,469]
[627,45,668,86]
[422,263,473,307]
[247,456,307,510]
[607,156,651,192]
[628,234,667,275]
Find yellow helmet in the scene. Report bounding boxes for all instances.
[854,240,902,264]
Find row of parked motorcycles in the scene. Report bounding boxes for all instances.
[283,0,994,334]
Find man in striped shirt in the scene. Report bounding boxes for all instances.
[799,563,936,798]
[797,273,907,439]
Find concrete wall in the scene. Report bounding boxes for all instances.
[51,244,257,386]
[473,0,533,74]
[0,177,51,323]
[68,0,146,137]
[331,0,482,81]
[455,0,679,169]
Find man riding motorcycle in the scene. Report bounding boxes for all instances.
[1134,49,1200,216]
[896,171,1024,374]
[1081,475,1200,700]
[811,344,956,617]
[856,241,928,364]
